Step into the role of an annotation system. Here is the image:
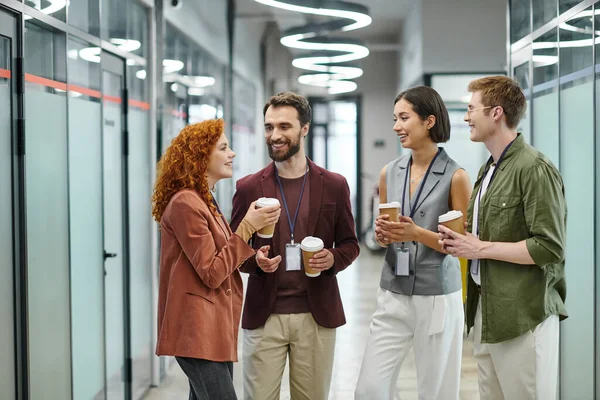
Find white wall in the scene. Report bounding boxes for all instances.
[421,0,507,74]
[355,51,400,233]
[398,0,506,92]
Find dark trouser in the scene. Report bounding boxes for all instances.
[175,357,237,400]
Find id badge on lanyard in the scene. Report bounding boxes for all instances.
[285,243,302,271]
[394,150,441,277]
[276,162,309,273]
[395,246,410,276]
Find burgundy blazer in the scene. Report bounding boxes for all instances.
[156,190,255,361]
[230,159,360,330]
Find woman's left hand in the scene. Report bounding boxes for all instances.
[376,216,422,243]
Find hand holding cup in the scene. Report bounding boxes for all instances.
[244,198,280,236]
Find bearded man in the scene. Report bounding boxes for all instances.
[230,91,360,400]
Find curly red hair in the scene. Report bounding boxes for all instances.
[152,119,224,222]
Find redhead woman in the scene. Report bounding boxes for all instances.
[152,119,280,400]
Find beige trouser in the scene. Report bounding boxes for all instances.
[473,297,559,400]
[242,313,336,400]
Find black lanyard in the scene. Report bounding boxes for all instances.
[401,148,442,219]
[476,137,516,234]
[211,197,230,234]
[275,163,309,244]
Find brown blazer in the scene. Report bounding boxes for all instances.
[156,190,255,361]
[230,159,360,330]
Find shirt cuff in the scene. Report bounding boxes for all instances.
[525,237,552,268]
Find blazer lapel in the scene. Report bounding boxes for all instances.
[395,156,410,207]
[307,159,323,236]
[211,197,231,238]
[260,162,278,200]
[413,149,448,212]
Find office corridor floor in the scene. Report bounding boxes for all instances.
[144,245,480,400]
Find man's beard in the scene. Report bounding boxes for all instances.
[267,131,302,162]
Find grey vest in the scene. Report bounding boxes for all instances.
[380,148,462,295]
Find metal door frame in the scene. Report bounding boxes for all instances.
[0,5,27,400]
[101,50,132,400]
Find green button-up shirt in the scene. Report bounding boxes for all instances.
[466,134,568,344]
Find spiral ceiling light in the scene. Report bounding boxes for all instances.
[255,0,372,94]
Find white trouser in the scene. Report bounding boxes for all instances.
[355,288,464,400]
[473,297,559,400]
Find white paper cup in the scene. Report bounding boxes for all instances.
[255,197,280,238]
[378,201,401,221]
[438,210,465,235]
[300,236,324,277]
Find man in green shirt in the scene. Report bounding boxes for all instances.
[438,76,567,400]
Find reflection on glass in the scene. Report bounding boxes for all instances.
[596,12,600,387]
[532,29,559,166]
[127,3,148,105]
[68,0,100,36]
[559,8,594,400]
[129,1,148,59]
[67,37,104,400]
[191,48,224,102]
[25,0,67,22]
[559,8,594,79]
[510,0,531,43]
[513,62,531,143]
[533,0,557,30]
[102,0,127,42]
[102,68,126,399]
[24,22,67,94]
[67,38,101,101]
[164,23,190,79]
[25,22,71,400]
[0,34,15,400]
[559,0,582,14]
[128,89,152,399]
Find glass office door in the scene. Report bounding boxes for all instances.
[102,51,130,400]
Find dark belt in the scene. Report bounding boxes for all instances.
[476,285,481,295]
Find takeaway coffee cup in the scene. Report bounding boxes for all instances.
[301,236,324,277]
[378,201,401,222]
[438,210,465,235]
[255,197,280,238]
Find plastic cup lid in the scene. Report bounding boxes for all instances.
[438,210,463,223]
[256,197,280,207]
[300,236,324,251]
[379,201,401,209]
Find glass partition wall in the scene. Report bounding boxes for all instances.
[510,0,599,398]
[160,22,229,214]
[0,1,154,399]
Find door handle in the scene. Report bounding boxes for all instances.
[104,250,117,260]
